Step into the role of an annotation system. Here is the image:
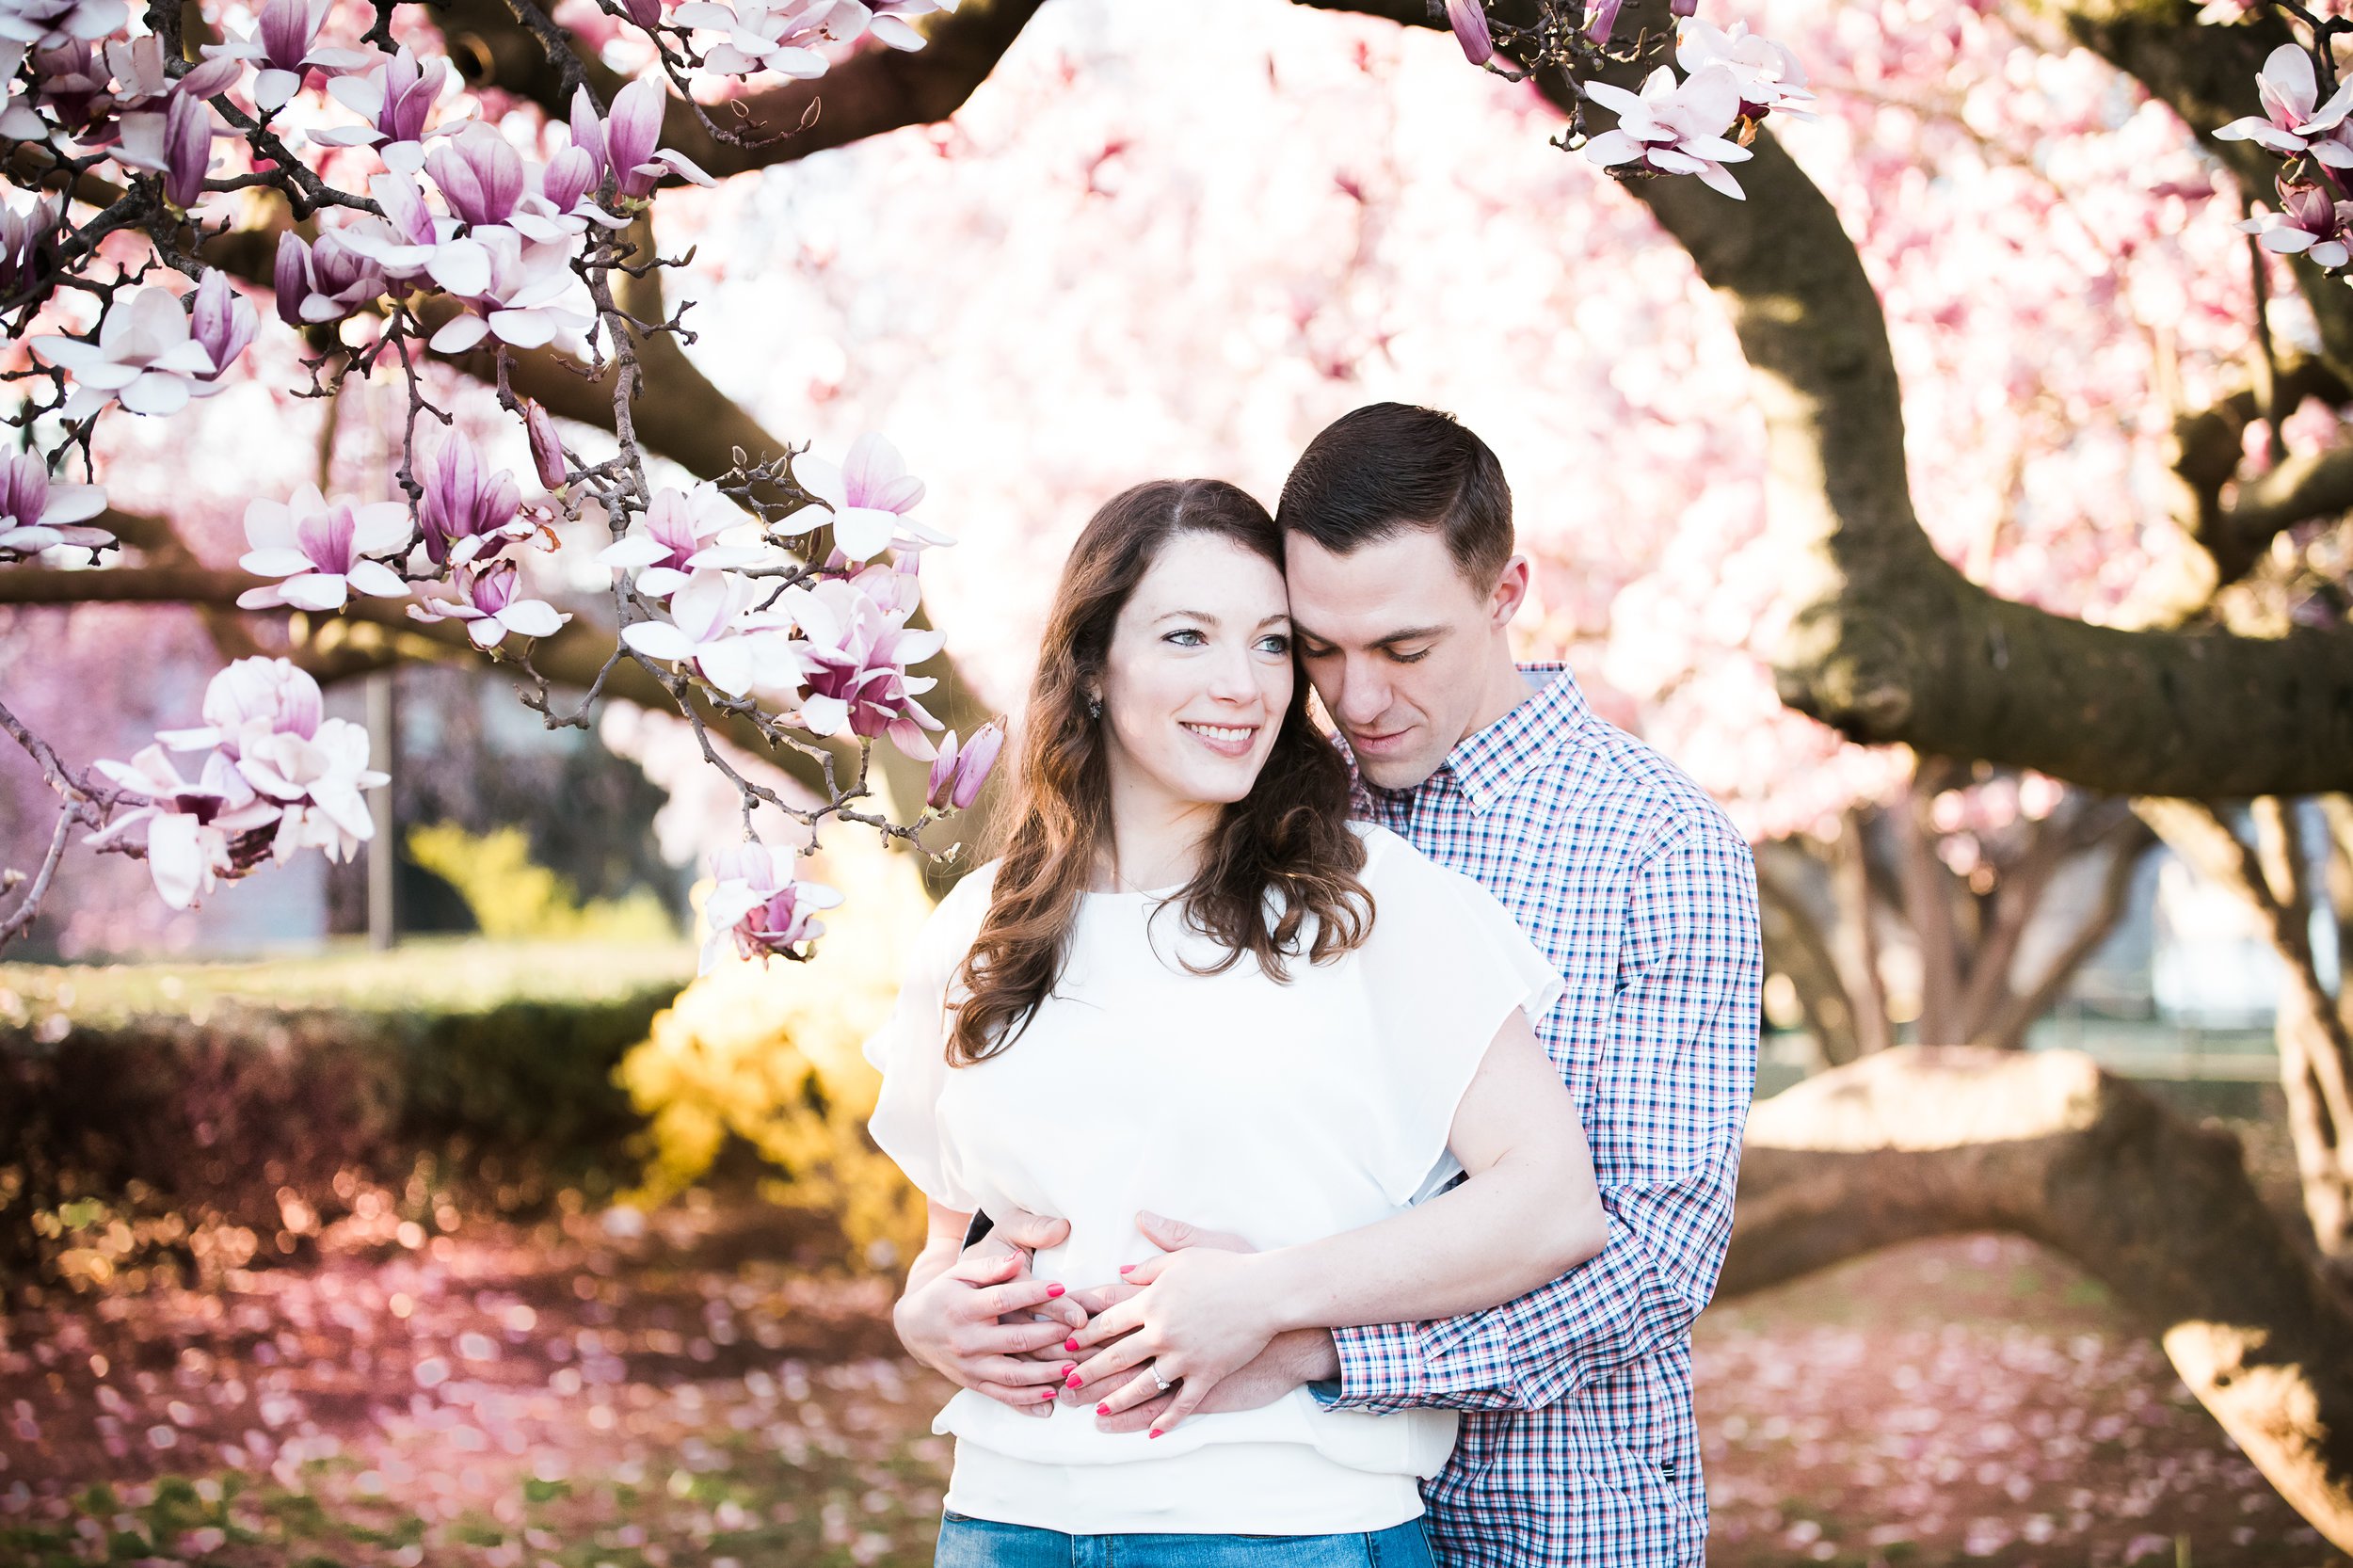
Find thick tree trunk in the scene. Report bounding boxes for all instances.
[1298,0,2353,796]
[1723,1048,2353,1554]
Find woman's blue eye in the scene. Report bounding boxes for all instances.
[1257,635,1291,655]
[1165,628,1205,646]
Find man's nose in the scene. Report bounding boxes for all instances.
[1335,657,1390,727]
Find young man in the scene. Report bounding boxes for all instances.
[891,404,1761,1565]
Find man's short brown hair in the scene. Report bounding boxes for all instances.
[1276,403,1513,586]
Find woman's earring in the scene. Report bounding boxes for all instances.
[1086,694,1103,721]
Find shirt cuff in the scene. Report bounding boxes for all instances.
[1323,1320,1429,1414]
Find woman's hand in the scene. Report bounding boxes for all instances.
[894,1206,1085,1417]
[1064,1245,1284,1435]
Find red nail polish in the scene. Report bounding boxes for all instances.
[1064,1374,1082,1388]
[1148,1428,1163,1439]
[1065,1337,1080,1352]
[1061,1363,1076,1374]
[1117,1264,1135,1275]
[1047,1284,1065,1298]
[1039,1387,1058,1400]
[1096,1403,1111,1416]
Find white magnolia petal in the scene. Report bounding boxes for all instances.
[497,598,566,636]
[145,811,208,908]
[799,692,850,736]
[620,619,698,661]
[427,312,490,353]
[278,573,352,611]
[344,559,411,598]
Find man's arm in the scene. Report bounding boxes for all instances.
[1322,826,1761,1415]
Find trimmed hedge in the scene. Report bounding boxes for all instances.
[0,943,692,1287]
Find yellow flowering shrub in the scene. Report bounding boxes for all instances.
[614,834,939,1269]
[408,823,677,942]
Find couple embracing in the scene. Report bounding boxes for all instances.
[862,404,1764,1567]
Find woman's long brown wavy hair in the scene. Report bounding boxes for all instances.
[946,479,1373,1065]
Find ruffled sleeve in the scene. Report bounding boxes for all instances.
[861,863,997,1211]
[1352,826,1564,1206]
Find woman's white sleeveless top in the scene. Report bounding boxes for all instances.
[863,823,1562,1535]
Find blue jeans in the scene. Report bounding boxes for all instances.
[935,1513,1436,1568]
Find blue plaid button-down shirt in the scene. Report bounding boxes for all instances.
[1335,664,1762,1567]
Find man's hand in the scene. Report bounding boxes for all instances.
[893,1209,1085,1417]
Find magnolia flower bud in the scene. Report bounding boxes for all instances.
[952,720,1004,810]
[524,399,568,490]
[1445,0,1493,65]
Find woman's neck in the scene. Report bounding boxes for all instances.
[1100,774,1220,893]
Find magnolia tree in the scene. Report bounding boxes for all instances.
[0,0,1805,955]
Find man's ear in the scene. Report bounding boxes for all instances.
[1489,555,1532,631]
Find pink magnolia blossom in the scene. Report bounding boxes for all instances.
[567,78,715,202]
[272,229,390,325]
[789,433,951,561]
[597,481,770,598]
[1443,0,1492,66]
[700,840,842,969]
[315,47,455,169]
[0,0,126,52]
[235,483,411,610]
[0,190,56,299]
[416,432,529,567]
[333,170,441,281]
[1582,64,1754,200]
[85,743,277,909]
[0,451,107,559]
[2216,44,2353,156]
[424,121,524,229]
[619,567,793,696]
[29,282,223,419]
[28,39,105,136]
[200,0,375,113]
[670,0,842,80]
[110,89,214,209]
[422,223,593,353]
[1675,20,1814,121]
[153,654,323,755]
[1586,0,1625,45]
[235,715,384,862]
[185,268,256,388]
[2241,180,2353,269]
[88,658,384,909]
[776,575,944,757]
[926,719,1002,810]
[406,558,569,648]
[100,34,174,112]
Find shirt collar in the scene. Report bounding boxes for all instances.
[1383,663,1590,815]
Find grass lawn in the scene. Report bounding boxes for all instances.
[0,937,698,1028]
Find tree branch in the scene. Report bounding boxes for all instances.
[0,565,860,799]
[1976,813,2153,1050]
[1755,840,1864,1067]
[436,0,1048,179]
[1721,1047,2353,1553]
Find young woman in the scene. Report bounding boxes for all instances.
[863,479,1605,1566]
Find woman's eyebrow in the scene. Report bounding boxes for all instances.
[1153,609,1220,626]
